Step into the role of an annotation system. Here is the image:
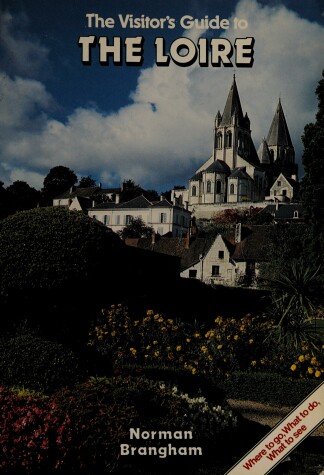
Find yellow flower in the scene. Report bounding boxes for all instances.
[201,346,208,353]
[144,354,149,359]
[315,370,321,378]
[249,339,254,344]
[227,335,231,341]
[176,345,182,352]
[153,340,158,345]
[298,355,305,362]
[111,331,116,337]
[251,360,257,366]
[217,344,223,350]
[154,351,160,357]
[193,333,201,338]
[129,347,137,355]
[191,367,197,375]
[186,338,191,343]
[290,364,297,371]
[147,310,154,316]
[146,345,151,350]
[234,335,239,341]
[208,355,213,361]
[167,319,173,325]
[158,317,164,323]
[308,367,314,374]
[311,356,317,365]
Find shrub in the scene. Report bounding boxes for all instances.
[52,376,237,473]
[0,386,73,474]
[0,333,84,394]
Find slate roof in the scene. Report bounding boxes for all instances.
[220,76,245,128]
[231,225,272,261]
[266,99,293,147]
[229,167,253,180]
[205,160,231,174]
[90,194,187,212]
[257,138,272,164]
[54,186,100,199]
[261,203,304,220]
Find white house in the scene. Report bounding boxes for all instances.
[268,173,298,202]
[88,194,191,237]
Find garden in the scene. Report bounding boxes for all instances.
[0,207,323,474]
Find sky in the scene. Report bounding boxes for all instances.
[0,0,324,193]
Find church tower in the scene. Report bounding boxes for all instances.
[266,99,298,178]
[213,75,259,170]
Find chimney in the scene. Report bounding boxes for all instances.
[235,223,241,243]
[92,200,95,208]
[160,194,164,201]
[291,174,297,181]
[115,194,120,204]
[184,231,190,249]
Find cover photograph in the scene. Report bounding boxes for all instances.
[0,0,323,474]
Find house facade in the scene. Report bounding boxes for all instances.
[88,194,191,237]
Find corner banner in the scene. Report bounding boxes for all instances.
[225,382,324,475]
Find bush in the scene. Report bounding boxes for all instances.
[0,207,124,340]
[52,376,237,473]
[0,333,84,394]
[0,386,73,474]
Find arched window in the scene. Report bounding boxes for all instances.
[216,180,221,194]
[192,185,197,197]
[230,183,235,195]
[226,131,232,148]
[206,180,211,193]
[216,133,222,149]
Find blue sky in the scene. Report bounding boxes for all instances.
[0,0,324,192]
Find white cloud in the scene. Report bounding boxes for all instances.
[0,0,324,191]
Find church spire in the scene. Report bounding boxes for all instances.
[266,98,293,147]
[220,75,244,127]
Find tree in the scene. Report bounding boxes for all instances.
[79,176,96,188]
[6,180,40,213]
[0,181,9,220]
[41,166,77,205]
[118,217,154,239]
[300,70,324,266]
[120,179,143,202]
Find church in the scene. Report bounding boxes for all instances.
[186,76,298,217]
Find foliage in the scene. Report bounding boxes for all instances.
[89,304,323,381]
[89,305,272,376]
[300,71,324,267]
[263,260,323,351]
[41,165,77,205]
[78,176,96,188]
[257,224,310,281]
[0,386,73,474]
[118,216,154,239]
[0,207,122,294]
[52,375,237,473]
[0,333,84,394]
[6,180,40,214]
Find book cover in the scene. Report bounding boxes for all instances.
[0,1,323,474]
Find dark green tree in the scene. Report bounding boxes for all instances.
[120,179,143,202]
[0,181,9,220]
[41,165,77,205]
[6,180,40,213]
[300,70,324,266]
[118,217,154,239]
[79,175,96,188]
